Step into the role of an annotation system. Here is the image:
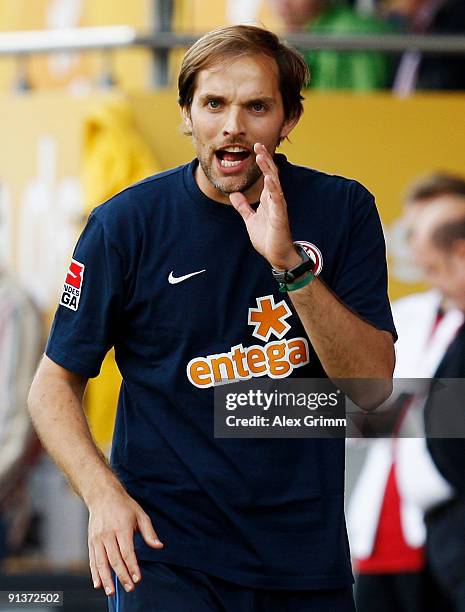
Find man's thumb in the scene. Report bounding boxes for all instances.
[136,511,163,549]
[229,192,253,222]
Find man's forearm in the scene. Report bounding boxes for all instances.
[28,357,163,596]
[28,360,123,506]
[290,277,394,377]
[289,277,395,408]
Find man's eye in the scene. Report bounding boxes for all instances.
[251,103,265,112]
[208,100,221,109]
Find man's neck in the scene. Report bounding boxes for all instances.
[194,164,264,206]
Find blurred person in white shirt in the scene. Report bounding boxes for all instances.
[349,172,465,612]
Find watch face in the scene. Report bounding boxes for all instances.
[294,241,323,276]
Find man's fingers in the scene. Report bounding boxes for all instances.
[88,542,102,589]
[255,152,274,179]
[264,174,283,198]
[87,492,155,594]
[136,510,164,549]
[103,534,135,593]
[262,176,287,217]
[254,145,284,201]
[116,529,141,585]
[93,539,115,596]
[229,192,255,222]
[254,143,279,179]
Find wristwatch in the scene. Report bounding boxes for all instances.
[271,242,321,292]
[271,244,315,283]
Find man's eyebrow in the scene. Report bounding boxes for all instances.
[198,93,226,103]
[246,96,275,107]
[197,94,276,107]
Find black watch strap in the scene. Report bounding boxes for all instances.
[271,244,315,284]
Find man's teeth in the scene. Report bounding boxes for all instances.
[220,158,243,167]
[223,146,248,152]
[218,146,249,167]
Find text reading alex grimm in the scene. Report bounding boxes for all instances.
[27,25,395,611]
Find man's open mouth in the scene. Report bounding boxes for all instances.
[215,146,251,168]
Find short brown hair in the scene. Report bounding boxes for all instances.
[178,25,310,123]
[406,172,465,204]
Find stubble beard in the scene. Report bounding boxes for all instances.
[198,149,262,196]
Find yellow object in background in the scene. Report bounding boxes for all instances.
[0,0,152,92]
[83,97,161,453]
[84,348,121,455]
[173,0,280,33]
[83,98,160,210]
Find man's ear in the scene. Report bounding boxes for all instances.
[181,106,192,131]
[279,115,300,142]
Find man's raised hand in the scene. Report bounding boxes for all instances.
[229,143,300,271]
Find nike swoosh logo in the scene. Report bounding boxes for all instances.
[168,269,206,284]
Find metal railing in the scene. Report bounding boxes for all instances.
[1,26,465,89]
[1,27,465,55]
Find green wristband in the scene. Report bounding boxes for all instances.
[278,271,315,293]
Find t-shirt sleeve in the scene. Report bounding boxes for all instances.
[332,189,397,340]
[46,212,125,378]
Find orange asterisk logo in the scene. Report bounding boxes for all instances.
[248,294,292,342]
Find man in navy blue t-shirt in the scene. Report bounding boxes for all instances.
[29,25,395,611]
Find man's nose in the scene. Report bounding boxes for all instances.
[223,107,245,137]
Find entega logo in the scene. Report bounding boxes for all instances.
[60,259,84,311]
[187,294,309,388]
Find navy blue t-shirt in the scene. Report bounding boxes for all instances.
[46,155,396,590]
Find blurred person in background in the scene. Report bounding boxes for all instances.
[387,0,465,94]
[348,173,465,612]
[410,185,465,612]
[267,0,394,90]
[0,252,42,567]
[28,24,396,612]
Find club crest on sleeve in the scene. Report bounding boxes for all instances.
[60,259,85,311]
[294,241,323,276]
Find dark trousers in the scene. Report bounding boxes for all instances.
[108,561,356,612]
[355,571,453,612]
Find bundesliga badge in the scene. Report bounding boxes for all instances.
[60,259,85,311]
[294,240,323,276]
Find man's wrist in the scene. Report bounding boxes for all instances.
[269,246,302,272]
[271,241,324,292]
[279,270,315,293]
[81,468,125,507]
